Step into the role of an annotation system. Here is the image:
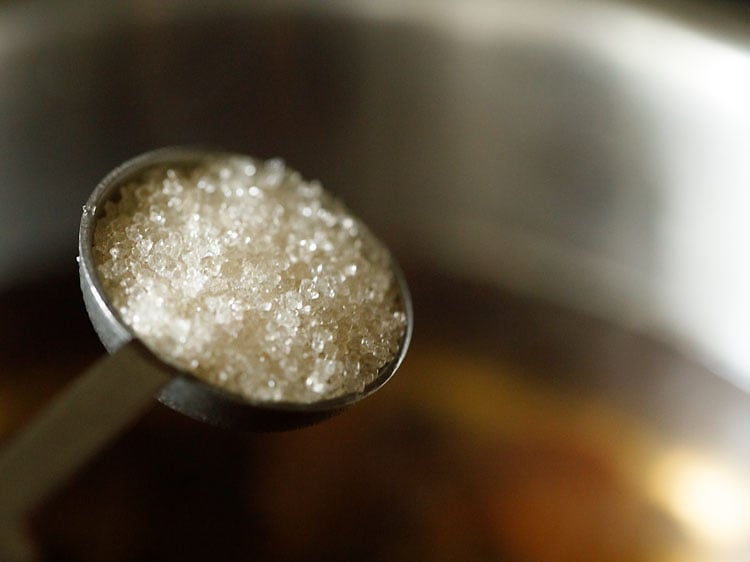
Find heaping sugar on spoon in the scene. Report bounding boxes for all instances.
[92,155,407,403]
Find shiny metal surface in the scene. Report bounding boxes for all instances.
[0,0,747,390]
[1,0,749,560]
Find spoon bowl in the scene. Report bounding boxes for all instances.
[78,146,413,430]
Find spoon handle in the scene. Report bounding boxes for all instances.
[0,340,170,553]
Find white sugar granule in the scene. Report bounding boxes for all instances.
[93,156,407,403]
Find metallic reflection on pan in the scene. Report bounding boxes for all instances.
[0,0,749,560]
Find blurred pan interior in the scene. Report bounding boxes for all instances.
[1,1,749,560]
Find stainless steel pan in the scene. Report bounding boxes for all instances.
[1,1,749,560]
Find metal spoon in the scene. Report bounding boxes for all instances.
[0,147,412,558]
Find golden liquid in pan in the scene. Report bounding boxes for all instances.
[1,272,749,561]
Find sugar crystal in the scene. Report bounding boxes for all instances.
[93,155,407,403]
